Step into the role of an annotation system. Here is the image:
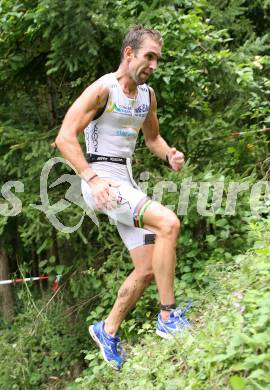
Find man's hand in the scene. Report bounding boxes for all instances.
[168,147,185,171]
[88,176,120,210]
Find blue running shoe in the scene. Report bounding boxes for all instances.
[156,301,192,339]
[89,320,125,370]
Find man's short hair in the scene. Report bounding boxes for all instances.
[120,25,163,60]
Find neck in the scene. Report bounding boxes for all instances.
[114,64,138,98]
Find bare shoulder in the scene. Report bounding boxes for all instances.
[59,74,111,133]
[148,86,157,110]
[81,76,110,108]
[148,85,155,94]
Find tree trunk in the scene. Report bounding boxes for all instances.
[0,246,15,321]
[47,76,57,128]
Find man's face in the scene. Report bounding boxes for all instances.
[127,37,162,85]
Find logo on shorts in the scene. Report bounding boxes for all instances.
[116,193,131,209]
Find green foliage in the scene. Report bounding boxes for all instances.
[1,0,270,388]
[71,219,270,389]
[0,290,88,389]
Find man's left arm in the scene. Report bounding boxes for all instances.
[142,87,185,171]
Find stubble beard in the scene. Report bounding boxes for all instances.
[134,71,148,85]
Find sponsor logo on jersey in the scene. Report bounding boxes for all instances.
[106,100,149,117]
[115,129,137,138]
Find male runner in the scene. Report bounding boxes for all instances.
[55,25,190,370]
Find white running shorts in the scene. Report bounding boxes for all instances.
[81,161,156,251]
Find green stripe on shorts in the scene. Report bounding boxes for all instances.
[138,199,153,228]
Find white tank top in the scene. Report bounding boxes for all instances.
[84,73,150,158]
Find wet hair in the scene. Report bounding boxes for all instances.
[120,25,163,60]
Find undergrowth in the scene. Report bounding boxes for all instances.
[68,218,270,390]
[0,292,88,389]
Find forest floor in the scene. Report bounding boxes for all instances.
[1,219,269,390]
[66,219,270,390]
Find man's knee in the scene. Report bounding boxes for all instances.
[143,202,180,239]
[134,269,154,285]
[156,211,180,239]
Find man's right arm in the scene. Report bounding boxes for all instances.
[55,82,117,209]
[55,81,108,179]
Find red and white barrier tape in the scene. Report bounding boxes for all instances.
[0,275,61,292]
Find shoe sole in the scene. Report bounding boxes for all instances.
[88,325,120,370]
[156,327,189,339]
[156,329,174,339]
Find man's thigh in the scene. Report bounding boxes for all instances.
[116,222,155,251]
[81,179,149,227]
[142,201,180,234]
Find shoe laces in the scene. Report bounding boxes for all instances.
[172,299,192,321]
